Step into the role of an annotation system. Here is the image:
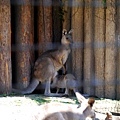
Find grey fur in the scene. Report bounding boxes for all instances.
[12,29,72,96]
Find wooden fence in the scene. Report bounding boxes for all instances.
[0,0,120,99]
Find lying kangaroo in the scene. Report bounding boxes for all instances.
[12,29,72,96]
[38,95,96,120]
[51,73,79,96]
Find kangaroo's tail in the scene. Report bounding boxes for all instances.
[12,79,39,95]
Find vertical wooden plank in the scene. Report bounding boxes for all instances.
[37,0,53,56]
[94,0,105,98]
[62,0,71,30]
[15,0,34,89]
[62,0,72,73]
[72,0,84,91]
[83,0,95,95]
[37,0,44,55]
[52,0,62,43]
[0,0,12,94]
[105,0,116,99]
[116,0,120,100]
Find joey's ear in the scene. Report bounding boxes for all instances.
[88,98,95,107]
[62,29,67,35]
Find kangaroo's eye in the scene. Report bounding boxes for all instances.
[66,37,68,39]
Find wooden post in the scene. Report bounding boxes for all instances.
[83,0,95,95]
[0,0,12,94]
[116,0,120,100]
[52,0,62,43]
[15,0,34,89]
[94,0,105,98]
[105,0,116,99]
[72,0,84,91]
[62,0,71,30]
[37,0,53,56]
[62,0,72,73]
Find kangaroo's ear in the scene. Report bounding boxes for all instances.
[75,92,86,103]
[88,98,95,107]
[62,29,67,35]
[68,29,73,34]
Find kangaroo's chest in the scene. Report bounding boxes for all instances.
[50,48,71,71]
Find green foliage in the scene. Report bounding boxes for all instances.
[30,95,78,105]
[102,0,106,5]
[31,97,51,105]
[0,94,8,97]
[58,8,67,22]
[57,0,68,22]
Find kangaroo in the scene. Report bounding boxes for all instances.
[51,73,80,96]
[12,29,72,96]
[38,95,96,120]
[51,73,85,103]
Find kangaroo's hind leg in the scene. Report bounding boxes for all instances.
[44,78,51,96]
[65,87,69,95]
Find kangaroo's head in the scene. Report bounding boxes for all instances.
[79,98,95,118]
[76,95,95,119]
[61,29,73,45]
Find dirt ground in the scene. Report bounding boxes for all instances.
[0,94,119,120]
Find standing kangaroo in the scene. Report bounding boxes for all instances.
[38,94,96,120]
[51,73,80,96]
[12,29,72,96]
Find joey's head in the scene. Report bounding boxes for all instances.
[61,29,73,45]
[78,98,95,118]
[105,112,112,120]
[64,74,76,80]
